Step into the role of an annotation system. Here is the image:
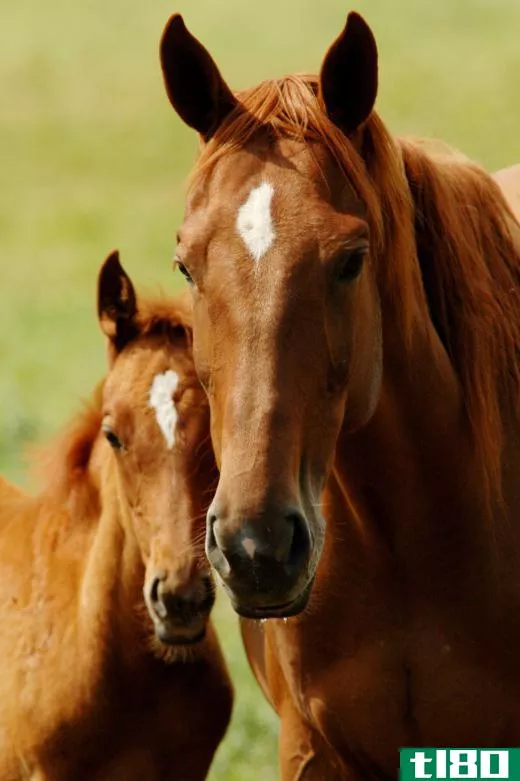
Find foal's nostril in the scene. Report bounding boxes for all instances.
[285,510,311,570]
[148,573,214,627]
[149,575,168,619]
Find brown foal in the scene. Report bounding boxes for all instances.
[0,253,232,780]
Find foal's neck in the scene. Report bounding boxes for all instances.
[77,452,145,666]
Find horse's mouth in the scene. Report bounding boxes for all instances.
[155,621,207,646]
[231,578,314,620]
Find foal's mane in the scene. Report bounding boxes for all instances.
[192,75,520,497]
[37,294,194,517]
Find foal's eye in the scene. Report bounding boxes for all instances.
[102,423,123,451]
[336,248,367,282]
[174,257,194,285]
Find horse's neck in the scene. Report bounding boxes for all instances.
[329,313,488,547]
[315,308,520,662]
[77,455,145,666]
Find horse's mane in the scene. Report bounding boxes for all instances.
[33,387,104,522]
[35,294,195,517]
[192,74,520,497]
[401,139,520,495]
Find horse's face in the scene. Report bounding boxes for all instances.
[161,13,381,616]
[178,142,381,616]
[98,254,216,645]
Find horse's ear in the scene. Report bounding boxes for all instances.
[97,251,138,353]
[160,14,237,141]
[319,12,378,137]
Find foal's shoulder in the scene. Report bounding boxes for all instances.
[0,473,53,536]
[0,475,24,501]
[0,475,30,522]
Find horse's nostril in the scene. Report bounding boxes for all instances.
[206,512,217,552]
[150,577,159,603]
[148,575,168,619]
[285,510,311,570]
[205,512,232,577]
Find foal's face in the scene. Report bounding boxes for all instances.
[102,340,215,643]
[177,139,382,616]
[98,255,216,645]
[161,11,381,616]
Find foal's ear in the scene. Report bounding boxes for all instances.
[160,14,237,140]
[97,251,138,352]
[319,12,378,137]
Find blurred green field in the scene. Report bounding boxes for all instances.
[1,0,519,778]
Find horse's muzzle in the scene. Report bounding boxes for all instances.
[145,573,215,645]
[205,502,313,617]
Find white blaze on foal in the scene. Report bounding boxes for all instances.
[236,181,275,263]
[149,370,179,450]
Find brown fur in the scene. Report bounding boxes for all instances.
[192,76,520,499]
[161,13,520,779]
[0,286,232,780]
[494,163,520,221]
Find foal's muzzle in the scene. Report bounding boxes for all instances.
[145,572,214,645]
[206,500,313,618]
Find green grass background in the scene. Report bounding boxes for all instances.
[1,1,518,778]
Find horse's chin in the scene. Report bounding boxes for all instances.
[230,577,315,621]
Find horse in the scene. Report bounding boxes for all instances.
[0,252,232,780]
[159,11,520,779]
[494,164,520,221]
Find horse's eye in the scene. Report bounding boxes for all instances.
[102,423,123,451]
[336,249,367,282]
[174,257,194,285]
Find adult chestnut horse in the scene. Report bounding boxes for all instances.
[159,11,520,779]
[0,253,232,780]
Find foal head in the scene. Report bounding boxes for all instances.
[160,14,393,617]
[98,253,217,644]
